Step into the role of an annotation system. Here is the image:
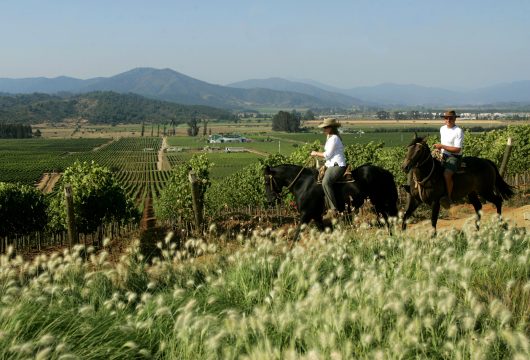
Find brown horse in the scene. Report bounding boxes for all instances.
[401,136,514,232]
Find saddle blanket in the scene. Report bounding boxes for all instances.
[317,164,354,184]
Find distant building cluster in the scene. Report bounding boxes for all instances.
[236,112,260,118]
[208,134,250,144]
[457,112,530,120]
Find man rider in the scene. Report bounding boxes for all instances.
[433,110,463,209]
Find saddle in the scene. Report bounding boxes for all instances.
[432,149,466,173]
[317,164,354,184]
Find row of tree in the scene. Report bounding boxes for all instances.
[272,110,302,132]
[0,124,33,138]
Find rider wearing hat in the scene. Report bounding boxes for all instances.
[433,110,464,208]
[310,118,347,219]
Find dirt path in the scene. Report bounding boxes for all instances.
[245,148,268,156]
[36,172,62,194]
[92,137,116,151]
[157,137,171,171]
[410,204,530,231]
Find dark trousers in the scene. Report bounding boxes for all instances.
[322,166,346,210]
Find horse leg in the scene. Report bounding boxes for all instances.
[381,212,393,235]
[293,223,302,242]
[293,212,324,241]
[479,190,505,227]
[373,204,392,234]
[402,195,419,230]
[481,191,503,215]
[467,192,482,230]
[430,201,441,236]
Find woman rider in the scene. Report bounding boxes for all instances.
[310,118,347,219]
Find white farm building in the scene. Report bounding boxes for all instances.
[208,134,249,144]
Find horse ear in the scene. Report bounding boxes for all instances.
[263,165,271,174]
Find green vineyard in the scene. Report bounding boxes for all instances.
[0,137,171,206]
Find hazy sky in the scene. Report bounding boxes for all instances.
[1,0,529,88]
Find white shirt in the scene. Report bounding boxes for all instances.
[440,125,464,155]
[324,134,347,167]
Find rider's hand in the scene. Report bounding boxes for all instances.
[311,151,318,156]
[433,143,443,150]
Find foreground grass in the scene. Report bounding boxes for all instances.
[0,218,529,359]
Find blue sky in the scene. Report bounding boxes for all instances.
[1,0,529,88]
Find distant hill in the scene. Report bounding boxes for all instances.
[340,83,462,106]
[227,77,363,107]
[0,68,344,110]
[292,81,530,107]
[1,68,529,107]
[466,81,530,104]
[0,91,234,124]
[229,78,530,107]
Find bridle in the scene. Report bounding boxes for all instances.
[265,173,282,199]
[265,165,307,199]
[409,142,436,201]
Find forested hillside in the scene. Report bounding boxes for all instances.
[0,91,234,124]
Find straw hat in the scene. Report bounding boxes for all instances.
[442,110,460,118]
[317,117,341,128]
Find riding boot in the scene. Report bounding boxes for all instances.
[323,209,339,221]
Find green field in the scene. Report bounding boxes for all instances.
[167,130,434,156]
[267,132,439,147]
[0,138,111,183]
[0,138,170,204]
[166,152,263,179]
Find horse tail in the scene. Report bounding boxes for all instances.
[486,159,515,200]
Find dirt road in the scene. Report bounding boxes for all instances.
[410,204,529,231]
[36,173,62,194]
[157,137,171,171]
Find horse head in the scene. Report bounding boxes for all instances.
[263,166,282,207]
[401,135,429,172]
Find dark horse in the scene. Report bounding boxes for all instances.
[401,136,514,232]
[264,163,398,237]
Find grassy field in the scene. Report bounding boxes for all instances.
[167,152,264,179]
[0,218,528,358]
[33,118,515,139]
[0,138,111,183]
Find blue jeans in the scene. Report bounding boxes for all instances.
[322,166,346,210]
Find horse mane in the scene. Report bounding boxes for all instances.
[407,135,426,146]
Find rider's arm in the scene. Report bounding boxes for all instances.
[311,136,338,159]
[311,151,325,157]
[434,143,461,154]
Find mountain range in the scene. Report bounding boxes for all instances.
[1,67,529,109]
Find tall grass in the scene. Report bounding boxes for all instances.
[0,217,529,359]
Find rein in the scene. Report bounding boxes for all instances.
[268,158,314,196]
[285,166,306,190]
[411,144,436,202]
[286,157,316,190]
